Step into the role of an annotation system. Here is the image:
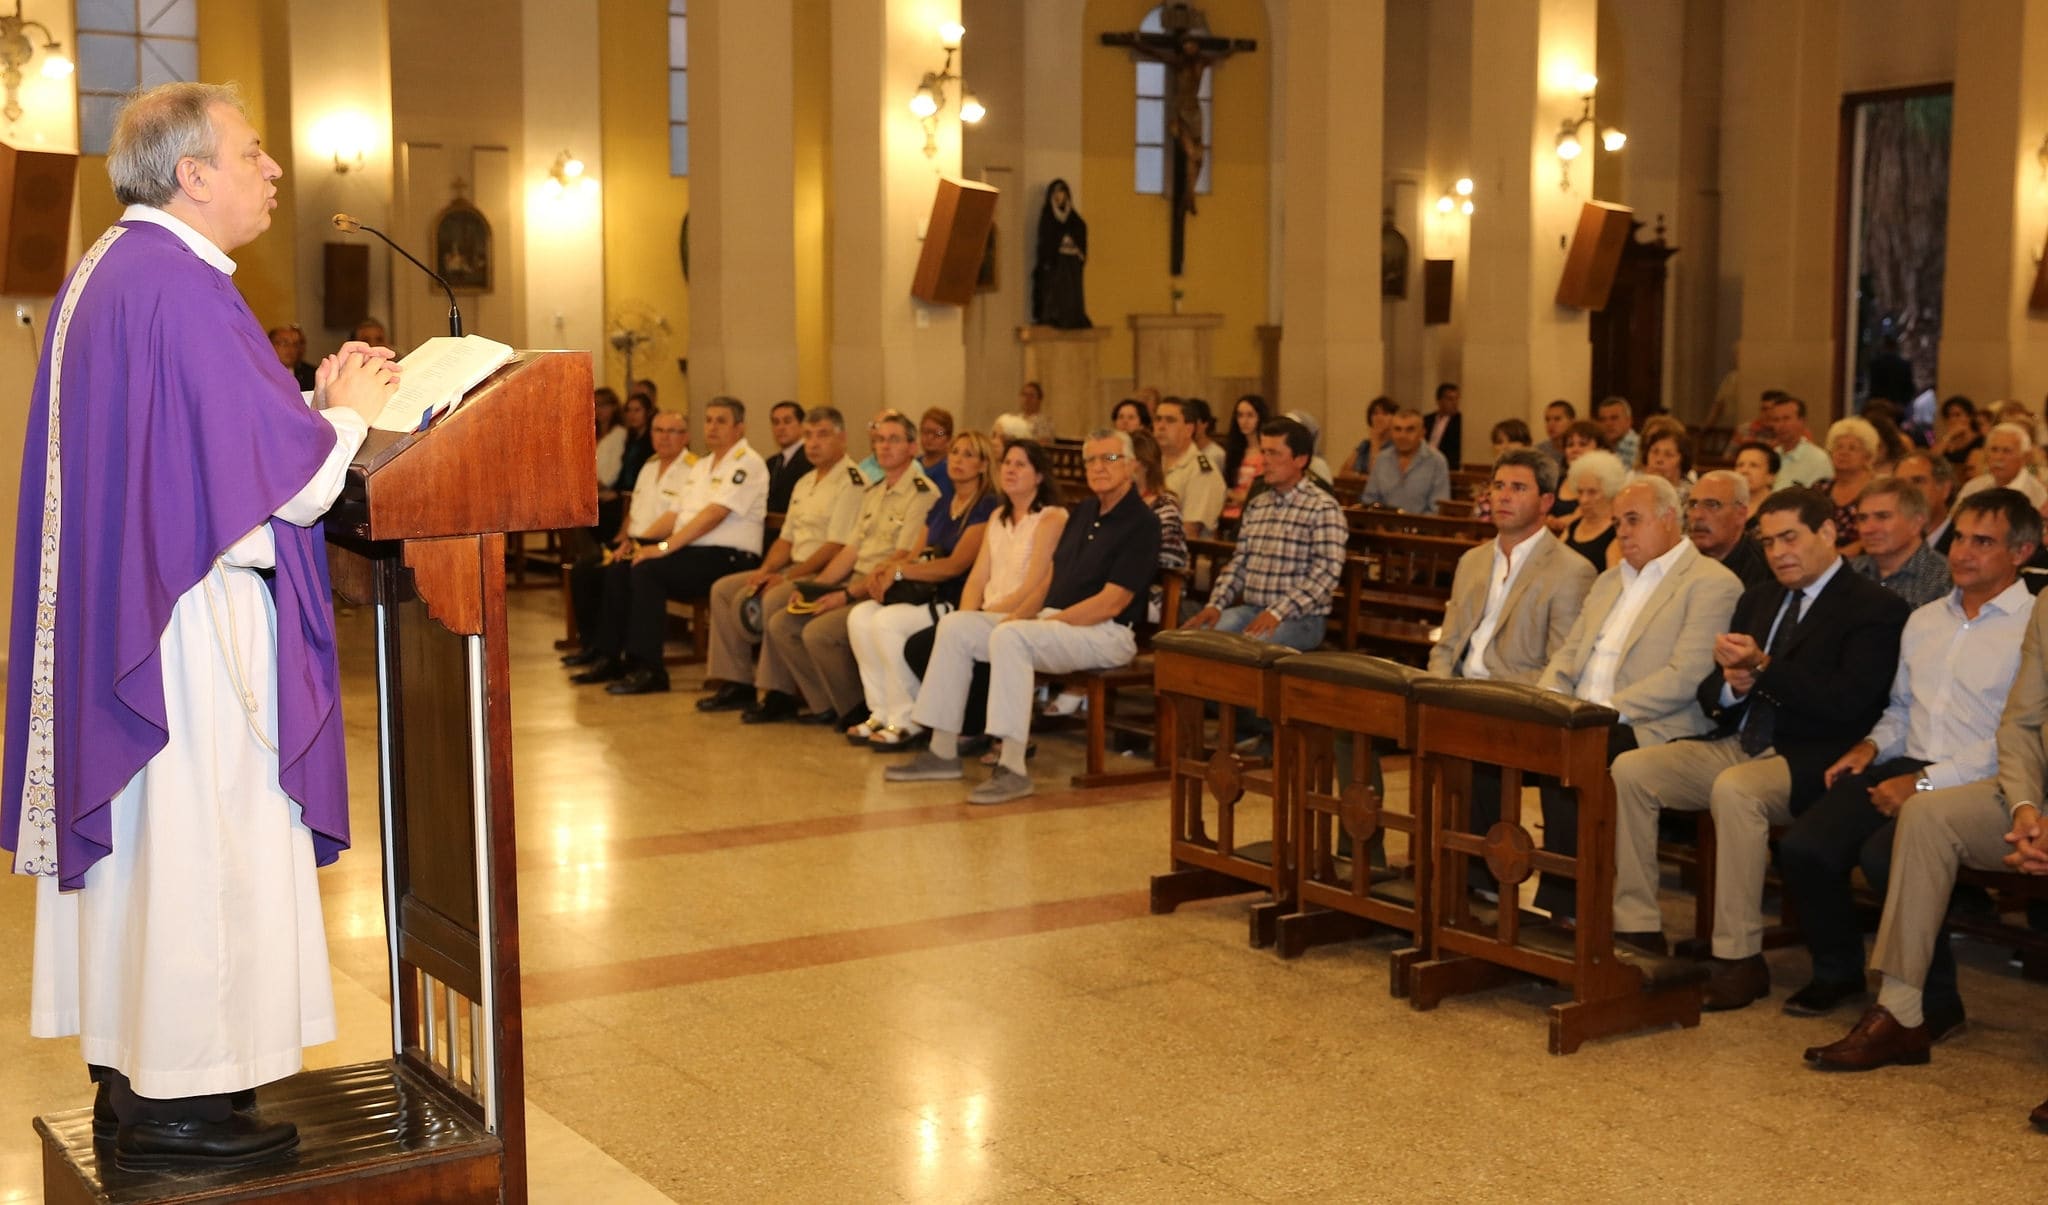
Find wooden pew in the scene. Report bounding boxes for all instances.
[1272,652,1429,992]
[1405,678,1708,1053]
[1147,629,1302,945]
[1335,530,1471,663]
[1041,571,1184,788]
[1346,506,1496,545]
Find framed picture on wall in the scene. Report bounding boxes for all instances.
[431,199,493,294]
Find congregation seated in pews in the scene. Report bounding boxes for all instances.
[544,380,2048,1117]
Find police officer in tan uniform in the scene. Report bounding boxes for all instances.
[1157,397,1225,537]
[748,410,939,725]
[698,407,868,712]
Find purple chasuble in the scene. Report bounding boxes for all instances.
[2,220,352,888]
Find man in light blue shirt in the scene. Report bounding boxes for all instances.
[1359,408,1450,514]
[1798,488,2042,1066]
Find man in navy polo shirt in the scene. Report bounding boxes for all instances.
[889,428,1162,803]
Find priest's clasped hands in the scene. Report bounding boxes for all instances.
[313,340,402,422]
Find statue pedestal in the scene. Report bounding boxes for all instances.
[1128,313,1224,403]
[1016,325,1113,440]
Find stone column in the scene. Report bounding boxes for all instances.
[1129,313,1224,401]
[1718,0,1839,413]
[1462,0,1597,447]
[1940,0,2048,405]
[689,0,800,415]
[1277,0,1385,460]
[830,0,967,420]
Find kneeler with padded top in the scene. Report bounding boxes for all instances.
[1269,652,1429,994]
[1146,630,1301,946]
[1405,678,1709,1054]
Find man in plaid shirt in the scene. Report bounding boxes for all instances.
[1183,417,1346,650]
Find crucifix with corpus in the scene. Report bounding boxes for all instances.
[1101,2,1256,276]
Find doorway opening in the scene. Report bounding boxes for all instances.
[1837,85,1952,436]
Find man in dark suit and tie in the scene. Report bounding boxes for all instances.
[1609,488,1909,1009]
[762,400,811,518]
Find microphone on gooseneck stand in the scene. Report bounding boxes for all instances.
[331,213,464,338]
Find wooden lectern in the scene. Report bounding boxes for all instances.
[35,352,594,1204]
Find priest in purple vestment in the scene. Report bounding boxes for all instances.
[1,83,399,1172]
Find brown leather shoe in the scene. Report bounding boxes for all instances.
[1701,953,1771,1011]
[1804,1005,1931,1070]
[2030,1096,2048,1130]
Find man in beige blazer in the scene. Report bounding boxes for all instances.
[1532,477,1743,918]
[1432,448,1596,902]
[1429,449,1595,683]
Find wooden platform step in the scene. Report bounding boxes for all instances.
[38,1060,502,1205]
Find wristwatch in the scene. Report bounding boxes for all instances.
[1914,775,1934,793]
[894,568,905,583]
[656,540,670,553]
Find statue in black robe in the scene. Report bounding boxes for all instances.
[1031,179,1092,329]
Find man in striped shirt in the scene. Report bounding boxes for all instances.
[1182,417,1346,650]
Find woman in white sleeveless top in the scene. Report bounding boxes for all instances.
[867,441,1069,747]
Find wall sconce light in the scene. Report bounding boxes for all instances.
[315,112,374,174]
[1435,176,1475,217]
[907,19,984,159]
[0,0,71,124]
[547,150,592,193]
[1554,73,1625,191]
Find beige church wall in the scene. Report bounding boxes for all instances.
[598,0,690,414]
[1381,0,1431,419]
[200,0,298,331]
[960,0,1028,429]
[1838,0,1956,94]
[521,0,605,375]
[0,2,75,664]
[794,0,833,410]
[288,0,393,357]
[388,1,527,353]
[1080,0,1269,396]
[1715,0,1839,420]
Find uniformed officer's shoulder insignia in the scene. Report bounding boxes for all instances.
[847,465,866,485]
[1195,453,1214,473]
[732,468,747,484]
[912,475,932,492]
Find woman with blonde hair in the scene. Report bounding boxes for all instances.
[843,430,1001,746]
[1817,416,1880,552]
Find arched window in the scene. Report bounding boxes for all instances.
[668,0,689,176]
[76,0,198,156]
[1133,4,1211,196]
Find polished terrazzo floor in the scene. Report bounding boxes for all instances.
[3,587,2048,1201]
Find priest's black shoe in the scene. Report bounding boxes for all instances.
[696,683,754,712]
[560,648,604,668]
[741,690,800,724]
[92,1082,116,1142]
[1782,977,1868,1017]
[800,708,841,728]
[113,1115,299,1172]
[606,667,671,695]
[569,655,626,685]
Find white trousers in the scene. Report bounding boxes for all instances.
[912,609,1136,744]
[30,564,335,1098]
[845,599,945,729]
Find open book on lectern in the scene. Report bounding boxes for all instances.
[368,334,516,433]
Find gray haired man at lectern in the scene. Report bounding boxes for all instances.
[1,82,399,1171]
